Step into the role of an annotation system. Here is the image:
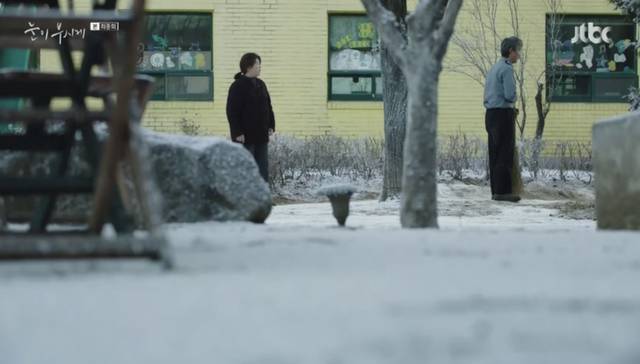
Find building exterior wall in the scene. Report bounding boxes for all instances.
[40,0,636,142]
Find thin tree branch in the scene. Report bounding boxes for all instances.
[450,34,492,81]
[410,0,446,37]
[507,0,520,37]
[447,67,486,87]
[361,0,408,67]
[433,0,464,60]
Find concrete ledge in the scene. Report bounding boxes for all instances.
[592,111,640,230]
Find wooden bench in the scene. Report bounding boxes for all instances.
[0,0,171,267]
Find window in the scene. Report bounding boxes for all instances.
[137,12,213,101]
[546,15,637,103]
[328,14,382,101]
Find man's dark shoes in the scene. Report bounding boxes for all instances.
[492,194,521,202]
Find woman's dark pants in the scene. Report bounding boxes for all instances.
[244,143,269,182]
[485,108,515,196]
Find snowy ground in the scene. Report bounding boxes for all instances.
[269,180,596,231]
[4,180,640,364]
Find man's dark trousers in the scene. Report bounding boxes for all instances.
[485,108,515,195]
[244,143,269,182]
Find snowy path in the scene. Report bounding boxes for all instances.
[2,227,640,364]
[3,183,639,364]
[269,182,596,231]
[268,198,595,231]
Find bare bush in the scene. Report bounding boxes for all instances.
[267,133,593,190]
[268,133,384,189]
[438,130,486,181]
[519,139,592,183]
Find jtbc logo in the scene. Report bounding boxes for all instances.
[571,22,613,44]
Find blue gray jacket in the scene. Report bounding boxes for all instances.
[484,58,516,109]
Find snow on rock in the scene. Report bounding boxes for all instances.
[142,129,271,223]
[0,128,272,224]
[316,184,358,197]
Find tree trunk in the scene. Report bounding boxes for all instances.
[379,0,407,202]
[360,0,463,229]
[401,69,439,228]
[534,83,546,140]
[532,83,546,178]
[380,46,408,201]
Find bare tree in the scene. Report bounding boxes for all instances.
[379,0,408,202]
[362,0,464,228]
[531,0,564,177]
[449,0,528,138]
[449,0,526,193]
[451,0,564,180]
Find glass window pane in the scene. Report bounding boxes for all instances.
[330,49,380,71]
[138,13,212,72]
[375,76,383,97]
[331,76,374,97]
[166,74,211,100]
[329,15,378,49]
[593,76,636,100]
[550,74,590,98]
[546,15,636,74]
[329,15,380,71]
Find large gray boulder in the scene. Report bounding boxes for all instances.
[144,131,271,223]
[592,112,640,230]
[0,129,272,224]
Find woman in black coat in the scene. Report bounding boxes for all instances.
[226,52,275,183]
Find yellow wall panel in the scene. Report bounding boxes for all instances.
[38,0,634,142]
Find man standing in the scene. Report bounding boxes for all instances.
[484,37,522,202]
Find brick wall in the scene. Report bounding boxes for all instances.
[40,0,633,142]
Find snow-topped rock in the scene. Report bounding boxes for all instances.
[0,128,272,225]
[144,130,271,223]
[316,184,358,197]
[593,111,640,230]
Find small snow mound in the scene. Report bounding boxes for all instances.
[142,129,231,153]
[94,123,233,153]
[316,184,358,197]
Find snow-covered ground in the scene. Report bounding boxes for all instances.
[4,180,640,364]
[270,180,595,231]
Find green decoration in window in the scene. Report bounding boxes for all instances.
[328,14,382,101]
[546,15,637,103]
[137,12,213,101]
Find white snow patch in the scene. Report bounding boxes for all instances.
[1,226,640,364]
[141,128,235,152]
[316,184,358,197]
[1,178,625,364]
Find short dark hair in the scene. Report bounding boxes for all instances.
[501,37,523,58]
[239,52,261,74]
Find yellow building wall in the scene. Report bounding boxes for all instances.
[39,0,633,142]
[441,0,632,143]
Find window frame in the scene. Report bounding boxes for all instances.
[327,13,382,102]
[138,11,214,102]
[545,14,638,103]
[141,70,213,101]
